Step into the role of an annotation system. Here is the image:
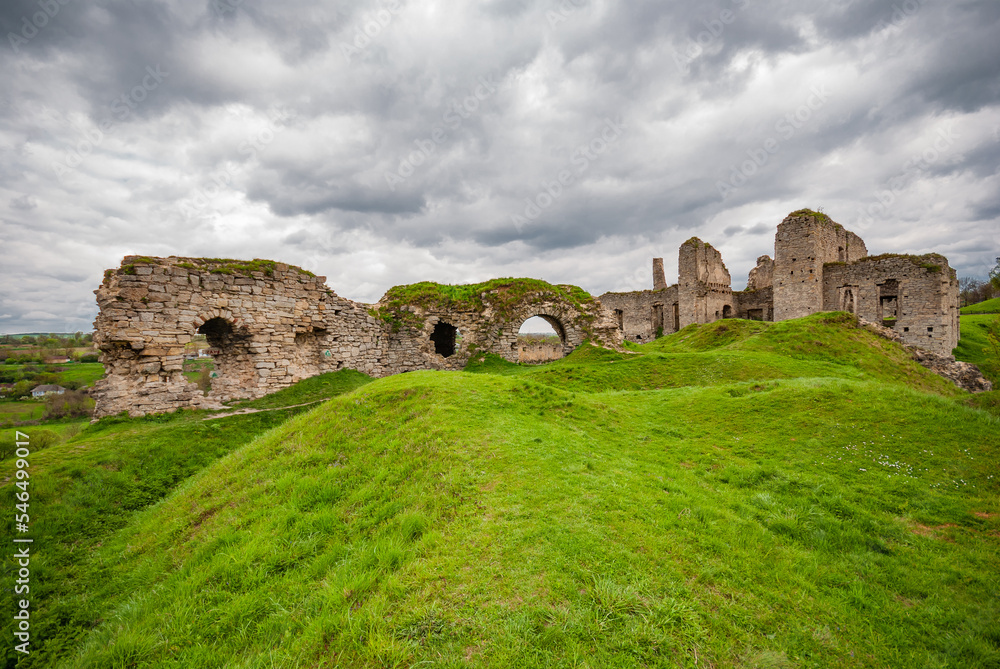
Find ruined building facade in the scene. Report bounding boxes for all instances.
[599,210,960,354]
[91,209,960,417]
[91,259,620,417]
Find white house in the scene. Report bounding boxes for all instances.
[31,384,67,398]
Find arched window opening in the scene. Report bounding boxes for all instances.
[517,316,566,364]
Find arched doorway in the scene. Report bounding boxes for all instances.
[195,316,253,399]
[722,304,733,319]
[516,316,566,364]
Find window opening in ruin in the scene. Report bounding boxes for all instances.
[747,308,763,321]
[430,322,458,358]
[877,279,900,326]
[838,246,845,262]
[517,316,566,364]
[672,303,680,331]
[840,287,855,314]
[722,305,733,319]
[198,317,234,346]
[651,304,664,336]
[614,309,624,330]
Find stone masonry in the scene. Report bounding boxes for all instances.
[92,258,621,417]
[600,209,960,356]
[92,209,967,416]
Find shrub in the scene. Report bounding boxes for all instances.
[43,390,95,420]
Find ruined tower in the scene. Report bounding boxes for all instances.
[773,210,867,321]
[652,258,667,291]
[677,238,733,329]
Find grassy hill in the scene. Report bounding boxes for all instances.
[4,314,999,668]
[961,297,1000,314]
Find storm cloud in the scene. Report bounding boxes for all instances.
[1,0,998,333]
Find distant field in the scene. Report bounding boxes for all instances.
[962,297,1000,314]
[0,400,44,422]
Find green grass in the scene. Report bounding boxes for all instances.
[375,278,596,332]
[954,314,1000,384]
[0,376,371,668]
[0,400,45,422]
[228,369,374,409]
[5,313,999,668]
[962,297,1000,314]
[52,362,105,386]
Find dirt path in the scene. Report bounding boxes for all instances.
[202,398,330,420]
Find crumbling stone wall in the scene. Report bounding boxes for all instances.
[652,258,668,291]
[746,255,774,291]
[734,286,773,321]
[517,340,566,363]
[773,211,868,321]
[823,254,959,355]
[92,257,382,417]
[598,286,680,343]
[93,260,621,417]
[678,238,734,329]
[599,209,957,356]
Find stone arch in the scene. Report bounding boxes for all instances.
[496,307,581,363]
[192,311,255,401]
[722,304,733,319]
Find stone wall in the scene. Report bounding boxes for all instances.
[746,255,774,291]
[598,287,680,343]
[652,258,668,291]
[823,254,959,355]
[734,286,773,321]
[92,257,382,417]
[517,341,565,363]
[93,260,622,417]
[773,211,869,321]
[598,208,957,356]
[678,238,734,328]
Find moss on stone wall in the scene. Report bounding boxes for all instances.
[375,278,597,333]
[854,253,944,273]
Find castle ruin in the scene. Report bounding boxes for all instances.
[91,209,961,417]
[599,210,960,354]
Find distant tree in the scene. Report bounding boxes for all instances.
[990,257,1000,291]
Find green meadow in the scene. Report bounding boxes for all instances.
[2,312,998,668]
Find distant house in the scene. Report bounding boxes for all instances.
[44,356,71,364]
[0,383,15,394]
[31,384,67,398]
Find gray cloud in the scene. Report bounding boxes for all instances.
[0,0,998,333]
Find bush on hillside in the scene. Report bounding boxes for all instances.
[43,390,95,420]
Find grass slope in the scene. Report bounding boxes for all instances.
[21,314,998,668]
[955,314,1000,384]
[0,371,372,668]
[961,298,1000,314]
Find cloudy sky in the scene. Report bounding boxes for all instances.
[1,0,998,334]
